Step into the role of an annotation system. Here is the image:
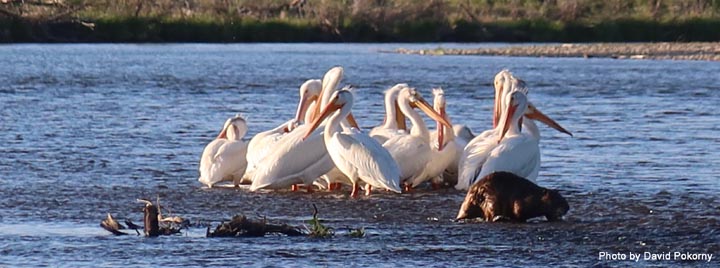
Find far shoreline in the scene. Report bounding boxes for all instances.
[390,42,720,61]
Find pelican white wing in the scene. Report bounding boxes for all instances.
[475,133,540,182]
[383,135,431,184]
[330,129,402,192]
[249,124,333,191]
[456,131,498,190]
[244,121,293,181]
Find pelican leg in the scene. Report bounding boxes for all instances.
[365,185,372,196]
[403,183,413,192]
[350,183,359,198]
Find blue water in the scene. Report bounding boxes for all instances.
[0,44,718,267]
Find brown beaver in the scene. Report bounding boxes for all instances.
[455,171,569,222]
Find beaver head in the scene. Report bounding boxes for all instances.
[541,189,569,221]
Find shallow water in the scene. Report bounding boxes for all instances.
[1,44,719,267]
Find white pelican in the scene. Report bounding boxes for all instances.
[456,71,515,190]
[303,89,402,197]
[456,73,572,190]
[198,115,249,188]
[369,83,408,144]
[382,87,452,190]
[420,88,462,189]
[243,79,322,182]
[473,89,540,181]
[250,67,352,192]
[461,82,572,188]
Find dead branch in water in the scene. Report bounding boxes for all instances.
[102,202,364,239]
[100,213,128,236]
[100,198,184,237]
[142,199,160,237]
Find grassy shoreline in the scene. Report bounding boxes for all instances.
[2,17,720,43]
[2,0,720,43]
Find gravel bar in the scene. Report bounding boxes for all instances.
[393,42,720,61]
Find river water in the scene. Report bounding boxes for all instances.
[0,44,718,267]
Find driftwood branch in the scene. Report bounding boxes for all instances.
[102,201,359,239]
[100,199,184,237]
[100,213,128,236]
[143,201,160,237]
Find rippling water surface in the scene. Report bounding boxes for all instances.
[1,44,719,267]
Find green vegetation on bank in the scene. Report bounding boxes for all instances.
[1,0,720,42]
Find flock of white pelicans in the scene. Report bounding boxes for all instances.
[199,67,572,198]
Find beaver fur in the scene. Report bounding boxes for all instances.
[456,171,569,222]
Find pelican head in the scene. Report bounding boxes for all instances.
[312,66,344,119]
[493,69,512,91]
[385,83,409,131]
[402,87,452,130]
[296,79,322,124]
[302,89,358,140]
[216,114,248,140]
[493,69,512,128]
[432,87,449,151]
[432,87,446,111]
[498,91,528,143]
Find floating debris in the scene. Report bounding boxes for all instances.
[100,213,128,236]
[306,204,334,238]
[347,227,365,238]
[100,198,185,237]
[102,202,368,239]
[206,215,304,237]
